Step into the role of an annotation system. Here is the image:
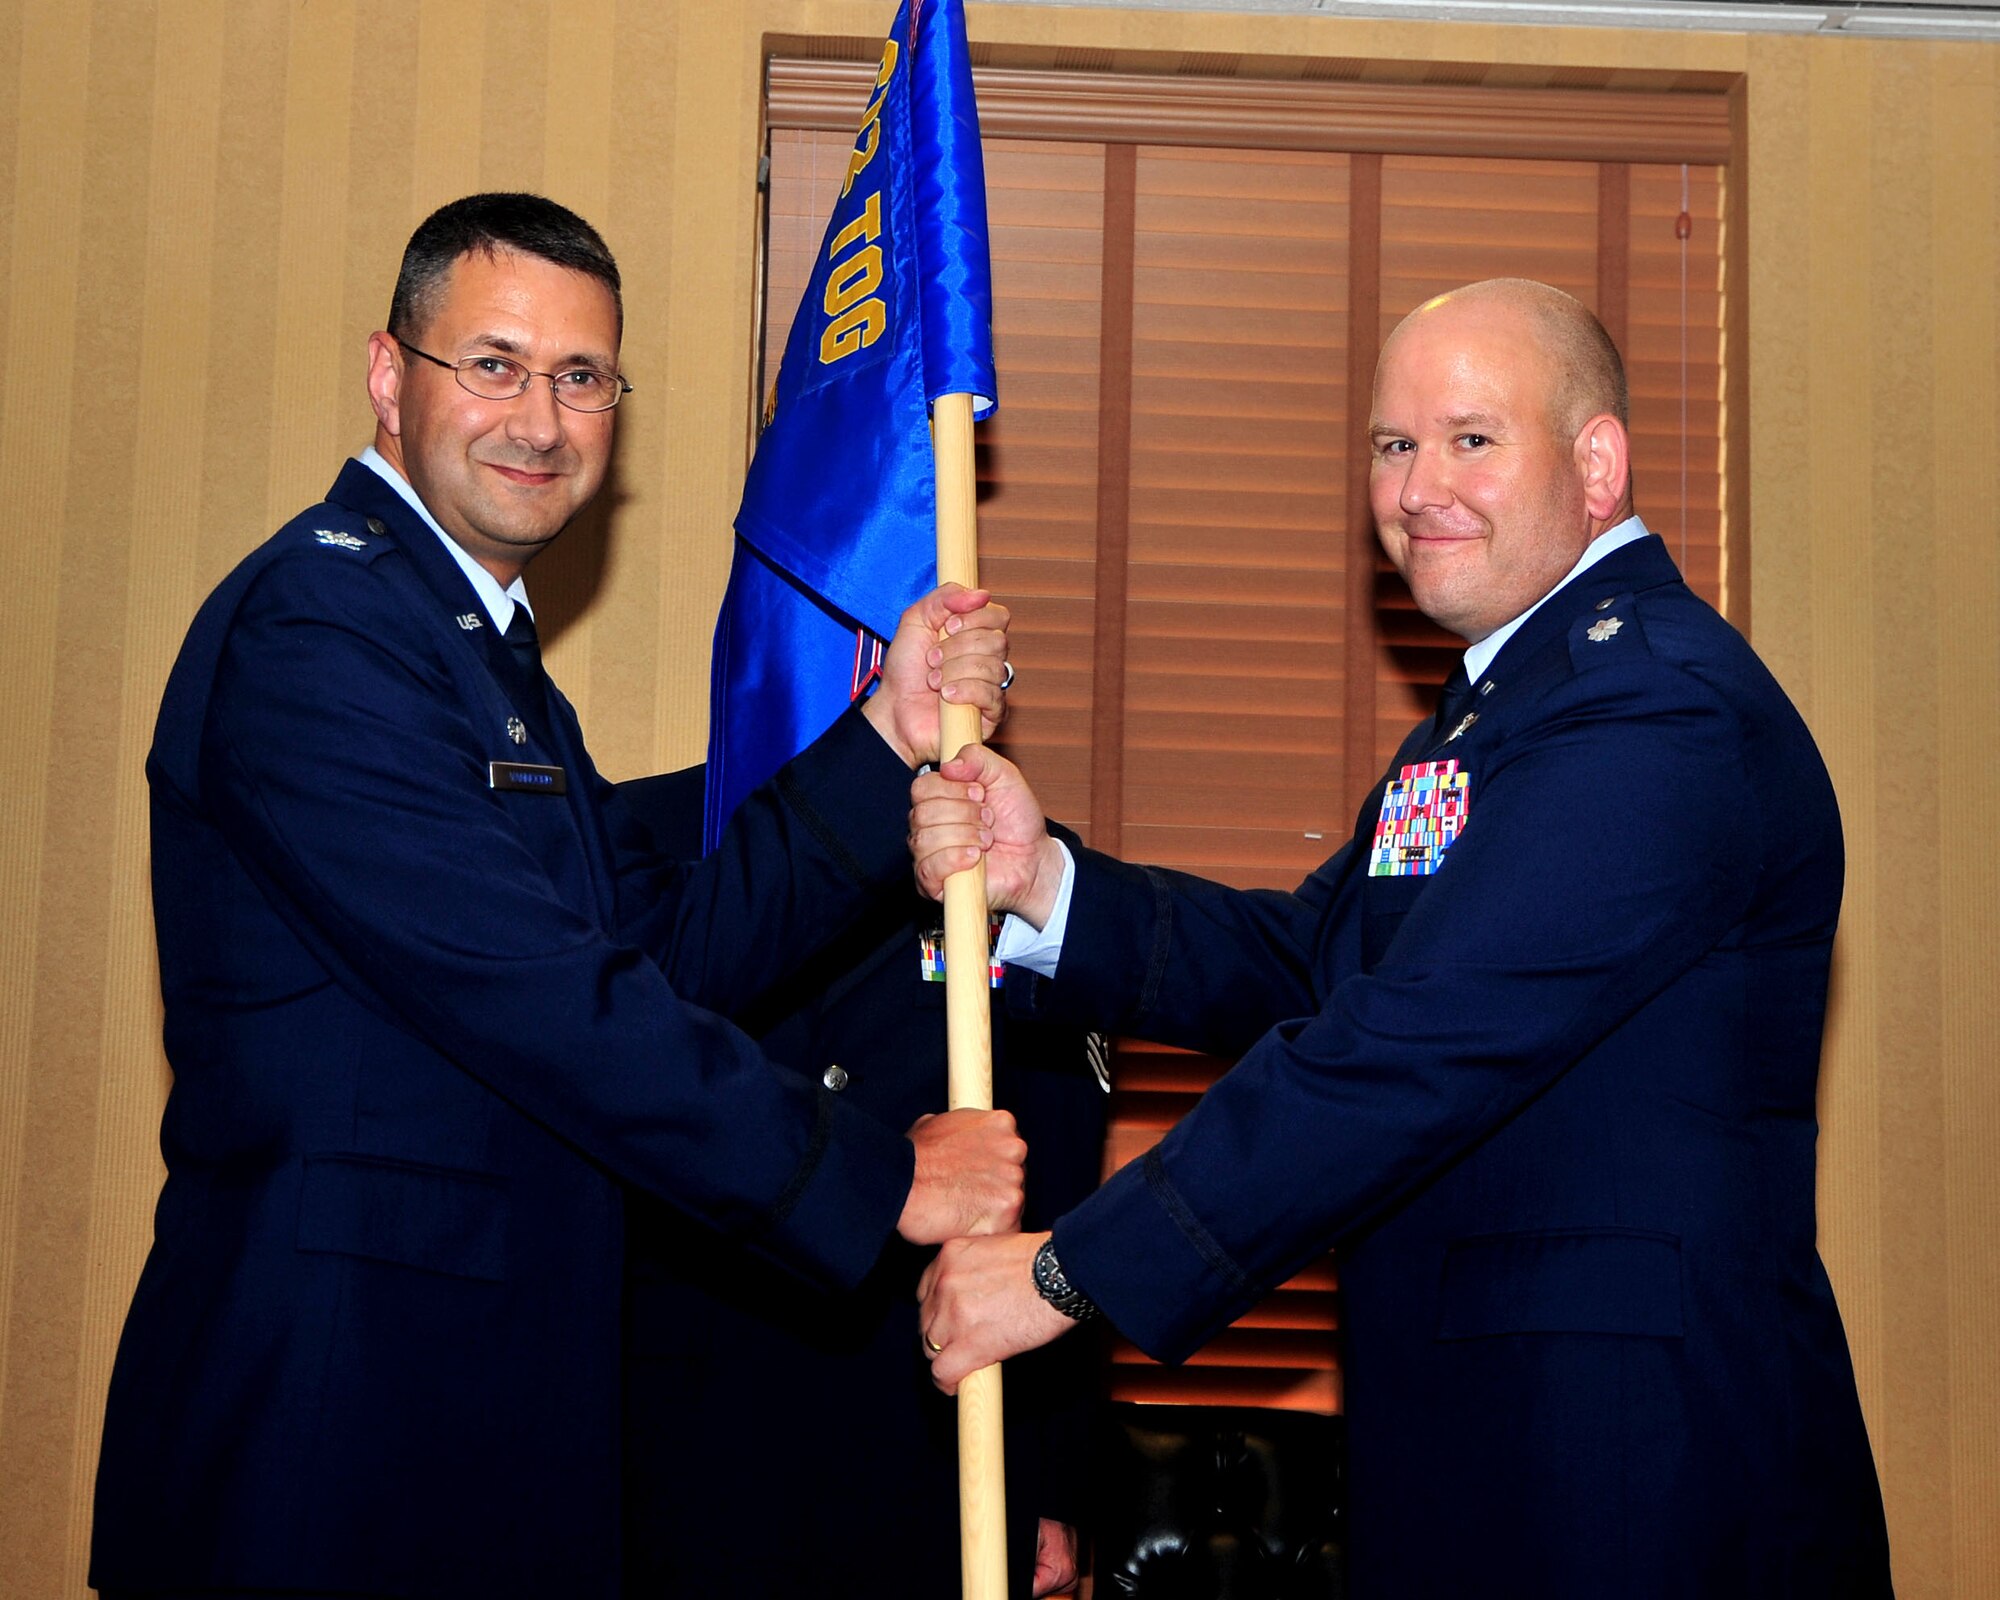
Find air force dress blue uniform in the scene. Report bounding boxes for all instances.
[617,765,1105,1599]
[91,460,923,1598]
[1012,531,1892,1597]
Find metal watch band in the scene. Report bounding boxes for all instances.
[1031,1237,1101,1323]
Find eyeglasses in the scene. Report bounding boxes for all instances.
[396,337,633,413]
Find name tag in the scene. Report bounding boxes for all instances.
[489,761,567,795]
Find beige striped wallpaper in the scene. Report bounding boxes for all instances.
[0,3,1993,1594]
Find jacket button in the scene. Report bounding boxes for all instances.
[366,517,389,537]
[822,1064,849,1091]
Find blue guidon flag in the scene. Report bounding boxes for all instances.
[704,0,997,851]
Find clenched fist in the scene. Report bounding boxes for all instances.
[896,1108,1026,1245]
[917,1230,1076,1393]
[861,584,1012,768]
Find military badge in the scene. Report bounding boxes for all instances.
[314,529,368,550]
[456,612,484,631]
[506,717,528,745]
[919,917,1003,987]
[1586,616,1623,642]
[1369,759,1470,877]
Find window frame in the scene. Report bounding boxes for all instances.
[758,49,1744,1413]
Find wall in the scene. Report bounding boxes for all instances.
[0,2,1993,1593]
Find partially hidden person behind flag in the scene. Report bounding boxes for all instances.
[911,279,1891,1598]
[89,190,1026,1600]
[624,4,1091,1591]
[621,763,1104,1598]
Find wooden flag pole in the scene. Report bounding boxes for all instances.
[932,389,1008,1600]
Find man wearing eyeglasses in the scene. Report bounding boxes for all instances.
[90,193,1025,1600]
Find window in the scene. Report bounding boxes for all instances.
[764,58,1732,1412]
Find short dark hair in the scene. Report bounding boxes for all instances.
[387,192,622,341]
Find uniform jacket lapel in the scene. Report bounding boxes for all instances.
[1351,535,1686,971]
[326,462,564,750]
[324,460,618,928]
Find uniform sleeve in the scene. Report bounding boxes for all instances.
[1003,824,1352,1060]
[599,709,918,1020]
[1052,658,1761,1361]
[202,555,914,1288]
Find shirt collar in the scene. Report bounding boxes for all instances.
[358,445,532,632]
[1461,514,1651,684]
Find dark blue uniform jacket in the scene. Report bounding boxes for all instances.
[618,765,1106,1599]
[1017,536,1892,1598]
[92,461,920,1598]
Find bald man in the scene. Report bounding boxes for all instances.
[912,280,1891,1597]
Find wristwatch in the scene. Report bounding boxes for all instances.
[1031,1238,1100,1323]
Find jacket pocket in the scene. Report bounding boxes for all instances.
[296,1153,509,1282]
[1360,873,1428,970]
[1436,1227,1682,1340]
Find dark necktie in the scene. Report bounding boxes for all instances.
[1431,659,1475,743]
[503,607,551,722]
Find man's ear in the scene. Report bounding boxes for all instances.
[1573,413,1631,522]
[365,332,404,436]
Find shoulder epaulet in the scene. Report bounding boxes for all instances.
[283,510,397,566]
[1568,592,1650,668]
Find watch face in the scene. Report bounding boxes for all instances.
[1033,1241,1064,1295]
[1033,1240,1098,1322]
[1032,1241,1056,1290]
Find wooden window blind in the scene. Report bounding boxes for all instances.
[762,64,1731,1416]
